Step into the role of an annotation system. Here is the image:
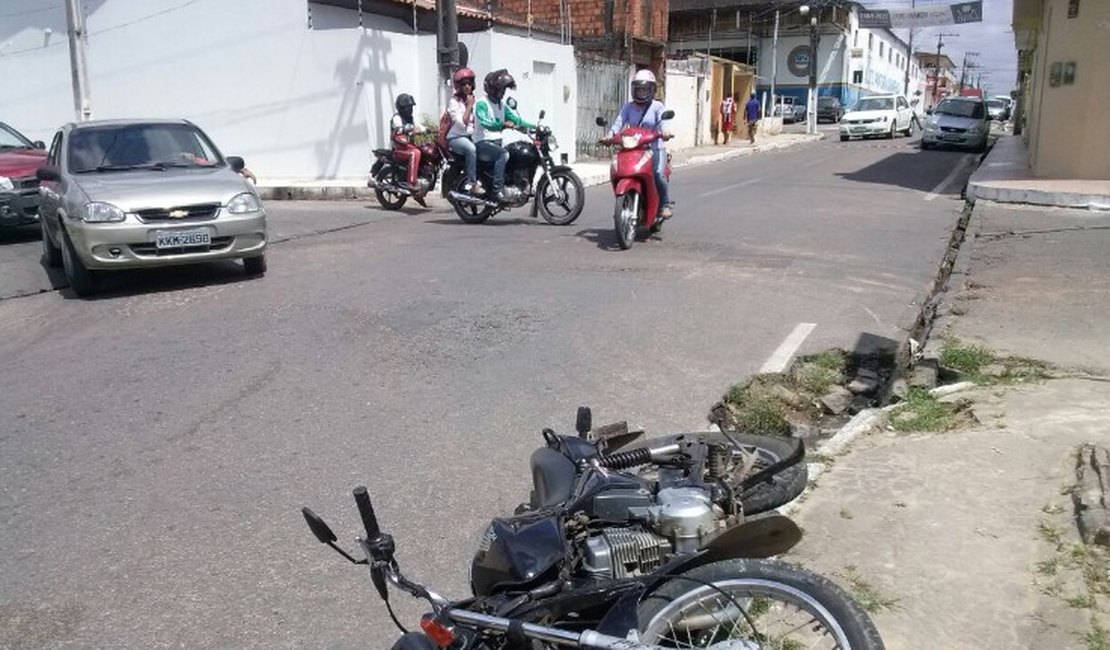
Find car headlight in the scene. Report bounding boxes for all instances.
[0,177,13,192]
[924,122,940,132]
[880,116,889,123]
[228,192,262,214]
[83,202,126,223]
[968,125,984,134]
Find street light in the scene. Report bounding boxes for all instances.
[799,4,819,135]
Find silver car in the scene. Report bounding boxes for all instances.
[920,98,989,152]
[36,119,266,296]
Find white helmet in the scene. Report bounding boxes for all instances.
[631,69,657,105]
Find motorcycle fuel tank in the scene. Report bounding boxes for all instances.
[470,513,566,596]
[505,141,540,175]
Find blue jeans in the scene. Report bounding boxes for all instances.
[448,136,477,183]
[476,140,509,191]
[653,148,670,208]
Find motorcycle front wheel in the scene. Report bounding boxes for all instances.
[375,165,408,210]
[637,559,885,650]
[614,192,638,250]
[536,170,585,225]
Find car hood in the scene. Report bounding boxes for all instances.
[843,110,894,121]
[72,168,253,210]
[0,149,48,178]
[930,114,984,130]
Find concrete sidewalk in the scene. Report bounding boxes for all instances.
[785,137,1110,648]
[255,132,822,201]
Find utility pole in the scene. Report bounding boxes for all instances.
[436,0,460,109]
[64,0,92,121]
[770,9,780,114]
[958,51,979,92]
[931,33,958,106]
[902,0,915,96]
[801,3,820,136]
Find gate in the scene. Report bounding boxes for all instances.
[576,57,632,159]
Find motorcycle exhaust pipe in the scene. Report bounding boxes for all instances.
[448,191,497,207]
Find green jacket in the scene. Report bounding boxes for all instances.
[474,97,534,142]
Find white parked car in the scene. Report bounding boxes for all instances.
[839,94,915,141]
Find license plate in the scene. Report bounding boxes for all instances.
[943,135,963,142]
[155,228,210,249]
[852,128,867,134]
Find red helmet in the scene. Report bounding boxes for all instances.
[452,67,476,92]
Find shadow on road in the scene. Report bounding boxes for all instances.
[835,149,977,194]
[61,260,257,301]
[0,224,40,245]
[575,228,623,251]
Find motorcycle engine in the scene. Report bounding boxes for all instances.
[582,487,724,580]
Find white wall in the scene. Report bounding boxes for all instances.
[664,73,699,150]
[0,0,573,178]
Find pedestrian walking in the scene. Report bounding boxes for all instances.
[719,95,737,144]
[744,93,762,145]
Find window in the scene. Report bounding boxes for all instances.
[853,70,863,84]
[48,132,63,165]
[879,42,884,57]
[642,0,652,36]
[868,34,874,51]
[853,31,859,47]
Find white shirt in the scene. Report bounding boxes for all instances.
[446,97,474,140]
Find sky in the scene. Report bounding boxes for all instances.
[862,0,1018,96]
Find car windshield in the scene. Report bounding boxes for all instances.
[0,123,34,149]
[67,123,223,173]
[853,97,893,111]
[986,100,1004,109]
[935,100,985,119]
[818,97,837,106]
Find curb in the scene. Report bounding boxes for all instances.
[256,135,825,200]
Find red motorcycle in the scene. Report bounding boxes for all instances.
[596,110,674,250]
[368,130,446,210]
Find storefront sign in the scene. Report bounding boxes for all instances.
[857,1,982,29]
[787,45,812,78]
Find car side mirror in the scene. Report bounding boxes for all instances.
[595,117,607,127]
[33,140,46,150]
[926,109,934,115]
[36,165,61,182]
[661,110,675,120]
[226,156,246,173]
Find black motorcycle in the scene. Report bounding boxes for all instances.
[303,408,885,650]
[444,108,585,226]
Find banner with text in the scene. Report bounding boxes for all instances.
[858,1,983,29]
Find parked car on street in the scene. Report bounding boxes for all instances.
[0,121,48,229]
[985,99,1007,121]
[36,119,267,296]
[920,96,989,152]
[993,95,1014,120]
[773,97,806,124]
[816,96,844,123]
[838,94,915,141]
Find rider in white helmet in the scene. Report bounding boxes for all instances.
[606,69,674,219]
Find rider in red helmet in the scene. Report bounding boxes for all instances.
[446,67,482,195]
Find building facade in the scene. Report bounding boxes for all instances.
[915,53,958,111]
[1013,0,1110,179]
[668,1,923,109]
[0,0,577,180]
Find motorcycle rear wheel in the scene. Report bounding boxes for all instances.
[451,175,495,224]
[637,559,885,650]
[375,166,409,210]
[614,192,638,250]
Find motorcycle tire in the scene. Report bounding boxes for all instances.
[375,165,409,211]
[614,192,638,250]
[536,170,585,226]
[637,558,885,650]
[451,175,495,224]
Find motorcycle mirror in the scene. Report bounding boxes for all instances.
[302,507,338,544]
[661,110,675,120]
[539,109,546,120]
[576,406,592,437]
[506,97,518,110]
[595,117,607,127]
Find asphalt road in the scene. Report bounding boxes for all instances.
[0,132,978,648]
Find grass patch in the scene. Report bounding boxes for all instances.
[792,350,848,395]
[1067,592,1098,610]
[1037,557,1060,577]
[938,338,1052,385]
[840,565,901,614]
[1039,521,1065,550]
[1083,620,1110,650]
[888,387,963,432]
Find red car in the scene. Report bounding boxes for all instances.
[0,121,47,228]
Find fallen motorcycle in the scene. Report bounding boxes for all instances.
[303,408,885,649]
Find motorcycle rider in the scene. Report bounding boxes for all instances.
[474,69,534,202]
[390,93,428,206]
[605,69,674,219]
[445,67,483,196]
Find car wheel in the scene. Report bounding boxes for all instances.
[840,135,849,142]
[886,123,896,139]
[243,254,267,276]
[41,217,62,268]
[920,141,932,150]
[60,229,97,297]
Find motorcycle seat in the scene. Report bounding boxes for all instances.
[529,448,576,508]
[373,148,393,158]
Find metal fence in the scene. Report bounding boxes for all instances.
[575,57,633,159]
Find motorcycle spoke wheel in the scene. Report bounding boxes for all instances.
[639,561,884,650]
[375,167,408,210]
[452,177,493,224]
[538,171,585,225]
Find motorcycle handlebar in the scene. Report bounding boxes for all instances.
[352,486,382,540]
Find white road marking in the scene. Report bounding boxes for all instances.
[759,323,817,374]
[862,306,883,326]
[924,154,975,201]
[699,177,763,198]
